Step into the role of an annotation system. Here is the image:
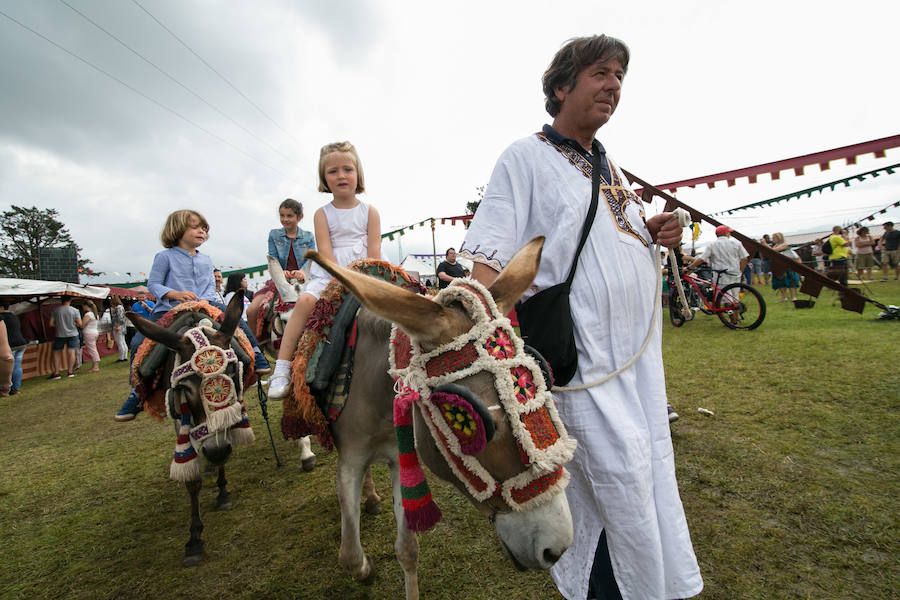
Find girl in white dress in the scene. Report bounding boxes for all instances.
[268,141,382,398]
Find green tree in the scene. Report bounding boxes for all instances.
[466,185,485,215]
[0,205,91,279]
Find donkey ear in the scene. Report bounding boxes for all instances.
[487,236,545,316]
[215,292,244,342]
[267,255,299,303]
[127,311,190,353]
[302,250,455,342]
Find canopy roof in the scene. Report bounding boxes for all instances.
[400,255,437,279]
[0,278,110,300]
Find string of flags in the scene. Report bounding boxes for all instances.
[846,199,900,228]
[380,214,473,241]
[711,163,900,216]
[96,213,477,286]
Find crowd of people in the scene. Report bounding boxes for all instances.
[662,221,899,308]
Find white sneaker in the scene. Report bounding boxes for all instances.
[268,375,290,399]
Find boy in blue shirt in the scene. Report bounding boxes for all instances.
[115,210,270,421]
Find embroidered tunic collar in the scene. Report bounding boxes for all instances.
[541,124,611,183]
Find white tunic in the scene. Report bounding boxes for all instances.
[461,134,702,600]
[305,201,371,299]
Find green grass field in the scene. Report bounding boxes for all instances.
[1,281,898,600]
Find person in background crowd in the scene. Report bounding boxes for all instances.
[750,242,765,285]
[769,232,801,302]
[224,273,251,321]
[827,225,850,286]
[436,248,467,289]
[0,300,26,395]
[880,221,900,281]
[79,301,101,372]
[853,227,875,281]
[686,225,749,289]
[0,321,12,396]
[109,296,128,362]
[48,295,82,380]
[213,268,226,304]
[125,291,155,351]
[761,233,774,284]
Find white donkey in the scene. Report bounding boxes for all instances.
[264,255,316,471]
[303,237,575,600]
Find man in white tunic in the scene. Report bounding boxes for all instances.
[461,35,703,600]
[686,225,749,288]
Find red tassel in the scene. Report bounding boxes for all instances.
[404,502,442,532]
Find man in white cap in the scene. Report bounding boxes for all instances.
[686,225,749,288]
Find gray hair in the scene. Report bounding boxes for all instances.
[542,35,630,117]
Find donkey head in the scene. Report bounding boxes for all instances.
[303,238,575,571]
[127,293,247,466]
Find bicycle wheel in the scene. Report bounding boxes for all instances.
[669,292,686,327]
[716,283,766,330]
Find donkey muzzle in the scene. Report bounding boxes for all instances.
[201,430,233,465]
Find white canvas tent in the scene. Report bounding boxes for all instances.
[0,278,110,300]
[399,255,437,281]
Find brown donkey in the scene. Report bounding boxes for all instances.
[304,237,575,600]
[127,293,254,566]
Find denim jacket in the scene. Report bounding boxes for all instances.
[267,228,316,270]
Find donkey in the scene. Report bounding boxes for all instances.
[303,237,574,600]
[127,293,254,566]
[258,255,317,471]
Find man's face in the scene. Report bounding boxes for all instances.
[137,292,146,301]
[446,250,457,263]
[214,271,223,288]
[555,57,623,131]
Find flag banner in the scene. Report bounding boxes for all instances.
[712,163,900,216]
[636,135,900,195]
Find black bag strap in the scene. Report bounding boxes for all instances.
[565,151,603,285]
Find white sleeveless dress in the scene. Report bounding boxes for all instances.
[305,201,372,299]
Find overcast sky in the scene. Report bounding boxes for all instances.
[2,0,899,283]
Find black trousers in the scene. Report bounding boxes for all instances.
[587,529,622,600]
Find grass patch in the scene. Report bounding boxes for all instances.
[0,281,897,599]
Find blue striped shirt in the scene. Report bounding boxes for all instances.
[147,247,216,316]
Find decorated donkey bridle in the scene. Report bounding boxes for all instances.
[389,279,576,531]
[166,322,253,481]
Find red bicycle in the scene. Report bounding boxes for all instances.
[668,267,766,330]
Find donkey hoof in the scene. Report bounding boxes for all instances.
[301,456,317,472]
[183,541,204,567]
[360,554,377,585]
[363,498,382,515]
[217,495,233,510]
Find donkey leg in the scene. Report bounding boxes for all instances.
[336,455,376,584]
[297,436,317,472]
[390,460,419,600]
[183,479,204,567]
[215,466,232,510]
[362,466,382,515]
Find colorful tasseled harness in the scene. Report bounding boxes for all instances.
[167,322,254,482]
[389,279,577,531]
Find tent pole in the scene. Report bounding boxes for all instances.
[431,219,438,277]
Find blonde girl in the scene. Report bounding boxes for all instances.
[269,141,381,398]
